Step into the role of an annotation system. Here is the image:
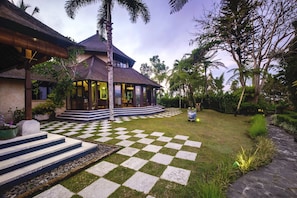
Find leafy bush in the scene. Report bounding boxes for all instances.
[248,115,267,138]
[240,102,260,115]
[271,113,297,135]
[32,100,56,116]
[13,108,25,124]
[234,137,275,174]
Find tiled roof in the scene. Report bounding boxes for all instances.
[79,32,135,67]
[74,56,160,87]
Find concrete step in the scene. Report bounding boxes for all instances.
[57,106,165,121]
[0,133,65,161]
[0,132,48,149]
[0,137,82,175]
[0,141,97,189]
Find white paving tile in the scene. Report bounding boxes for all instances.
[157,136,172,142]
[142,145,162,153]
[95,136,112,142]
[123,172,159,194]
[150,153,174,165]
[117,147,140,156]
[63,131,78,136]
[161,166,191,185]
[115,131,128,135]
[164,142,183,150]
[97,132,112,137]
[184,140,202,148]
[121,157,148,170]
[134,133,148,138]
[137,138,154,145]
[115,135,131,140]
[86,161,118,177]
[98,128,112,132]
[51,129,65,134]
[33,184,74,198]
[175,151,197,161]
[78,178,120,198]
[150,132,164,137]
[114,127,127,131]
[116,140,135,147]
[77,134,94,139]
[130,116,139,119]
[174,135,189,140]
[114,120,123,123]
[131,129,145,133]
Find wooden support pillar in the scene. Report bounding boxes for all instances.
[88,80,92,110]
[25,62,32,120]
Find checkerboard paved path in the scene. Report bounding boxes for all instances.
[35,109,202,198]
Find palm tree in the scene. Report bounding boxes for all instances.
[65,0,150,121]
[169,0,189,13]
[12,0,40,15]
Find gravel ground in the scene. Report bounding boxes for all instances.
[1,142,120,198]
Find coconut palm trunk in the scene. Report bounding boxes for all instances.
[106,2,114,121]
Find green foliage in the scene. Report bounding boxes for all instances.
[248,114,267,138]
[32,100,56,116]
[234,137,275,174]
[273,113,297,134]
[13,108,25,124]
[240,102,259,115]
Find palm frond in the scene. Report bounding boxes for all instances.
[65,0,98,19]
[169,0,189,14]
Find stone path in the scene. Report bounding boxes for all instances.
[227,122,297,198]
[34,109,202,198]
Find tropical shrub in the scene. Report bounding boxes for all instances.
[248,115,267,138]
[32,100,56,117]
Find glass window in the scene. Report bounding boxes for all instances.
[115,84,121,106]
[135,86,141,107]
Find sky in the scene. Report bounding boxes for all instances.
[18,0,235,89]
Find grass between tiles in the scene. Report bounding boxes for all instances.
[59,109,253,197]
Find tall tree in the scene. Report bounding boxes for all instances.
[168,0,189,13]
[140,63,152,78]
[65,0,150,120]
[195,0,297,104]
[149,55,169,85]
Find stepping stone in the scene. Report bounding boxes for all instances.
[117,147,140,156]
[137,138,154,145]
[78,178,120,198]
[150,132,164,137]
[174,135,189,140]
[97,132,112,137]
[161,166,191,185]
[150,153,174,165]
[77,134,94,139]
[157,136,172,142]
[114,120,123,123]
[98,129,112,132]
[130,116,138,119]
[134,134,148,138]
[122,117,131,121]
[123,172,158,194]
[63,131,78,136]
[164,142,183,150]
[115,131,128,135]
[142,145,162,153]
[175,151,197,161]
[121,157,148,170]
[33,184,74,198]
[131,129,144,134]
[184,140,202,148]
[114,127,127,131]
[116,140,135,147]
[83,130,96,134]
[86,161,118,177]
[51,129,65,134]
[115,135,131,140]
[95,137,112,142]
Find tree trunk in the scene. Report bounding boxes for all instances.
[106,3,114,121]
[235,85,246,116]
[253,72,261,104]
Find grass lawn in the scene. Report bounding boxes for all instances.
[61,109,253,197]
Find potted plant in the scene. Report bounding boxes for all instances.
[0,114,18,140]
[32,100,56,121]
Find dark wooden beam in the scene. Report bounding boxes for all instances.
[0,28,69,59]
[25,62,32,120]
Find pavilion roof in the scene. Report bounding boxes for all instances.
[79,31,135,67]
[74,56,160,88]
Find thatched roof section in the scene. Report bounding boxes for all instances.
[79,31,135,67]
[74,56,160,87]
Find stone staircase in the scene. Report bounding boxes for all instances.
[57,105,165,121]
[0,132,97,190]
